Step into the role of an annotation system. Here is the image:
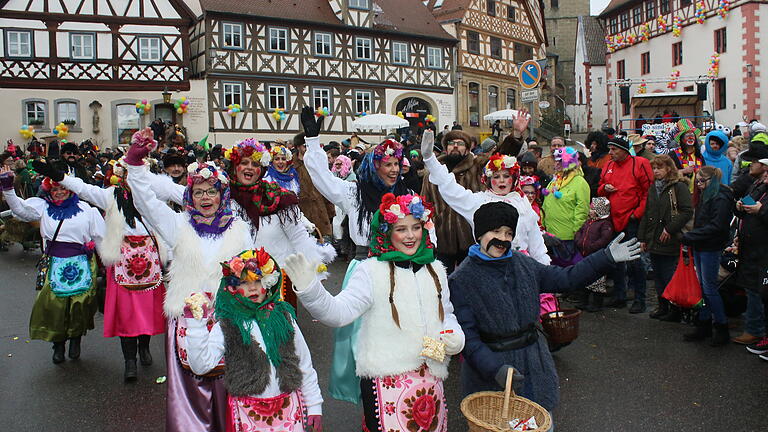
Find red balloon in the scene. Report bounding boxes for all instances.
[417,122,424,127]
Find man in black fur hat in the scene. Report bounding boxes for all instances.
[57,142,92,184]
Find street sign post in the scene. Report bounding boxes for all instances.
[521,89,540,103]
[519,60,542,89]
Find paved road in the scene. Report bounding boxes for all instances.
[1,243,767,431]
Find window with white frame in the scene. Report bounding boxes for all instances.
[355,91,372,113]
[57,101,79,126]
[222,22,243,49]
[392,42,409,65]
[312,88,331,111]
[268,27,288,52]
[355,37,373,60]
[314,32,333,57]
[25,101,46,126]
[138,37,162,62]
[71,33,95,60]
[116,104,141,145]
[222,82,243,107]
[349,0,369,9]
[7,30,32,57]
[426,47,442,69]
[267,86,287,110]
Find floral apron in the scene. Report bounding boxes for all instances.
[49,254,92,297]
[362,365,447,432]
[228,391,307,432]
[114,235,163,291]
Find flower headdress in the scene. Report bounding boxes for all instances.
[483,153,520,178]
[519,175,541,191]
[223,138,272,168]
[186,161,229,187]
[378,193,434,226]
[220,248,281,291]
[215,248,295,367]
[269,145,293,163]
[41,176,62,192]
[373,139,404,164]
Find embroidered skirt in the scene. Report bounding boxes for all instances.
[228,391,307,432]
[29,255,98,342]
[102,265,166,337]
[361,365,448,432]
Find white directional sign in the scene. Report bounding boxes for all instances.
[521,89,540,103]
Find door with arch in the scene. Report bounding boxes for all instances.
[395,97,433,136]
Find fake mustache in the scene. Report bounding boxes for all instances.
[487,237,512,252]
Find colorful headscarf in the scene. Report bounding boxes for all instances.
[223,138,272,171]
[368,193,436,264]
[215,248,295,367]
[355,139,408,234]
[184,161,234,237]
[332,155,354,179]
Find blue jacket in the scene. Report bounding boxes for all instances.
[448,246,614,410]
[703,130,733,185]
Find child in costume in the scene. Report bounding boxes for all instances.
[574,197,615,312]
[185,248,323,432]
[282,193,464,432]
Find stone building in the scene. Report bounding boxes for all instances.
[541,0,591,105]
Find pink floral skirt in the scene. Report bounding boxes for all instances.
[228,391,307,432]
[102,266,166,337]
[362,365,447,432]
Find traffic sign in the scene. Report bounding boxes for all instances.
[519,60,542,89]
[521,89,540,103]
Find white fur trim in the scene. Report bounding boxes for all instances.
[355,260,450,379]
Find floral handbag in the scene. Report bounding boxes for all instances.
[113,235,163,291]
[49,254,92,297]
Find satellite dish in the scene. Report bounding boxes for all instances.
[539,101,551,109]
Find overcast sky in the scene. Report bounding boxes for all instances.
[591,0,610,15]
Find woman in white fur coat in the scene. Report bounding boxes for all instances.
[283,193,464,432]
[34,157,175,382]
[124,128,254,432]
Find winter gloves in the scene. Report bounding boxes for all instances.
[283,253,320,294]
[0,167,14,191]
[606,232,642,263]
[495,365,525,394]
[420,129,435,160]
[300,106,324,138]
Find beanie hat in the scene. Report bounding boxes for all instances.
[60,142,79,154]
[480,137,497,152]
[554,146,581,171]
[473,202,519,240]
[607,137,631,154]
[519,151,538,168]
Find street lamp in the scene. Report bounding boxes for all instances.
[162,87,172,104]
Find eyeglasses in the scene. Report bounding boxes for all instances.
[447,140,467,147]
[192,188,219,198]
[695,176,711,184]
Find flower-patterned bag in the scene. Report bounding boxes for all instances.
[114,234,163,291]
[49,254,92,297]
[35,219,63,291]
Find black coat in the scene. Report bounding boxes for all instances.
[682,184,733,251]
[734,181,768,292]
[638,179,693,256]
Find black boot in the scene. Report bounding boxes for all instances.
[138,335,153,366]
[585,293,604,313]
[574,289,589,310]
[649,297,669,319]
[124,360,138,382]
[52,342,66,364]
[710,322,730,347]
[683,319,712,342]
[120,337,139,382]
[659,305,682,322]
[68,337,81,360]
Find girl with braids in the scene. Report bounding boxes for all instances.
[33,149,177,382]
[282,193,464,432]
[185,248,323,432]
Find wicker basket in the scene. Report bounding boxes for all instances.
[541,308,581,345]
[461,369,552,431]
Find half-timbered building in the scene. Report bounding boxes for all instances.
[191,0,457,142]
[599,0,768,128]
[428,0,547,138]
[0,0,197,147]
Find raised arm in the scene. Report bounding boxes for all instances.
[283,254,373,328]
[185,318,225,376]
[279,212,337,264]
[303,135,356,212]
[126,164,181,247]
[60,175,112,209]
[150,171,185,205]
[1,189,44,222]
[422,155,481,223]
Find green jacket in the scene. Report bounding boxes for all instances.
[638,179,693,256]
[541,174,591,240]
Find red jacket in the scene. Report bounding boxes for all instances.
[598,156,653,232]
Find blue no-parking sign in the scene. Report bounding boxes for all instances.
[519,60,542,89]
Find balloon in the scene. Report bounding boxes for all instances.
[142,99,148,104]
[396,111,405,119]
[54,122,69,138]
[177,107,183,114]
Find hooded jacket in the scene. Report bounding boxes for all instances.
[598,155,653,232]
[703,130,733,185]
[637,178,693,256]
[574,197,614,256]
